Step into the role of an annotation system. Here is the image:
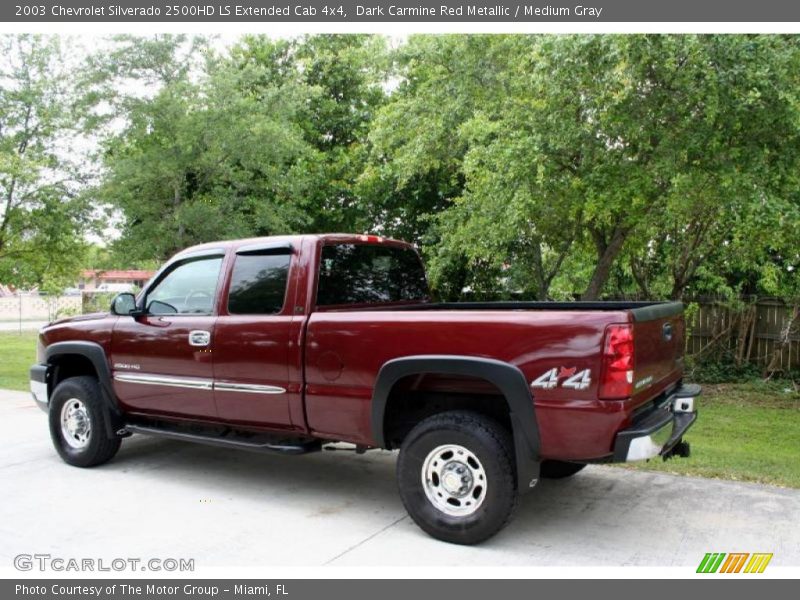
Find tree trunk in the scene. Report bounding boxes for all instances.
[173,183,185,243]
[529,242,548,300]
[629,256,650,298]
[582,226,628,300]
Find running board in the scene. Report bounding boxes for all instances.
[123,424,322,455]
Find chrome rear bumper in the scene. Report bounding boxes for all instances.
[613,383,700,462]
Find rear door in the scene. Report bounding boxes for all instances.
[212,244,296,429]
[111,252,225,419]
[631,302,685,400]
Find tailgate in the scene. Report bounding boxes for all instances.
[630,302,685,400]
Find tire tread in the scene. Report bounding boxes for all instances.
[49,375,121,468]
[397,410,518,544]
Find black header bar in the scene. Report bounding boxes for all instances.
[5,0,800,22]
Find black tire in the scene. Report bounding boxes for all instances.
[48,376,121,468]
[397,410,518,545]
[540,460,586,479]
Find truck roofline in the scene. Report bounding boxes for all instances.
[171,233,415,260]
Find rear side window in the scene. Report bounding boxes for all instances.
[317,244,429,306]
[227,253,290,315]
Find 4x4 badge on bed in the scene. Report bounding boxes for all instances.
[531,367,592,390]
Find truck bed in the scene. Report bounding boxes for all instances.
[321,300,684,323]
[305,300,685,459]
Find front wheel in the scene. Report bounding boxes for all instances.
[397,411,518,545]
[49,376,121,468]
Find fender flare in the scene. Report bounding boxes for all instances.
[45,341,123,438]
[371,355,541,491]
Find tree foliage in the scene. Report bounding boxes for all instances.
[0,35,93,292]
[4,34,799,301]
[87,35,317,261]
[232,34,389,234]
[366,35,800,300]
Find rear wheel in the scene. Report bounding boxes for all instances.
[49,376,121,468]
[397,411,517,545]
[540,460,586,479]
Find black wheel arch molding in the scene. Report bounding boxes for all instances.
[41,341,124,439]
[371,354,541,491]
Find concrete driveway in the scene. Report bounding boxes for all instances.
[1,387,798,568]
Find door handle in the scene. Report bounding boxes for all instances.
[189,330,211,347]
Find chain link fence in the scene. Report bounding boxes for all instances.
[0,292,118,331]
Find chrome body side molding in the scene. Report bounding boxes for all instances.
[113,373,214,390]
[113,372,286,395]
[214,382,287,394]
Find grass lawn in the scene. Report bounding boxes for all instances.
[0,331,39,391]
[615,380,800,489]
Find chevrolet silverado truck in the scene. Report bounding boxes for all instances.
[30,234,699,544]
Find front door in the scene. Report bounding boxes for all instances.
[213,247,295,428]
[111,253,225,419]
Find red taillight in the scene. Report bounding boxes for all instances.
[599,323,634,400]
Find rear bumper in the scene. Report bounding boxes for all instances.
[30,364,49,413]
[613,383,700,462]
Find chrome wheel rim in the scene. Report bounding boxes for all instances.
[60,398,91,449]
[421,444,487,517]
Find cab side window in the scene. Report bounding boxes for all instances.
[146,257,223,315]
[227,252,290,315]
[316,244,429,306]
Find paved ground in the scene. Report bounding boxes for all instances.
[1,387,799,568]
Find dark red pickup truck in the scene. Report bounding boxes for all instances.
[31,234,698,544]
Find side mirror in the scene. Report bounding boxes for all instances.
[110,293,138,316]
[146,300,178,315]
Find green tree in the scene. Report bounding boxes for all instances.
[0,35,93,292]
[232,34,389,233]
[85,34,800,304]
[610,36,800,300]
[375,35,800,300]
[363,36,523,298]
[91,35,315,261]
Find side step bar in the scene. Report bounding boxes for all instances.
[123,424,322,455]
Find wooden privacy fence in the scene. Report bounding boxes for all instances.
[686,298,800,372]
